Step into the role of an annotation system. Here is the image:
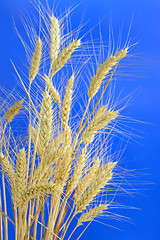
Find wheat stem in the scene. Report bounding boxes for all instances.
[11,61,39,118]
[76,221,92,240]
[0,191,3,240]
[2,174,8,240]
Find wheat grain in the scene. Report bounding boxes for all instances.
[4,100,23,123]
[15,183,62,206]
[75,158,100,202]
[38,91,53,156]
[0,153,15,180]
[88,48,128,99]
[62,74,74,130]
[53,145,72,186]
[50,15,60,64]
[33,148,61,184]
[77,204,109,226]
[75,162,116,213]
[66,148,86,195]
[82,110,118,145]
[0,153,16,204]
[93,105,107,122]
[15,148,26,199]
[51,40,80,76]
[29,38,42,83]
[44,74,61,106]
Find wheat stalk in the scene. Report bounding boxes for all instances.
[0,3,137,239]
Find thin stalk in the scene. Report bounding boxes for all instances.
[15,207,17,240]
[18,206,22,239]
[61,214,75,240]
[27,83,32,183]
[33,198,40,240]
[54,194,74,240]
[24,203,41,240]
[45,196,61,240]
[2,174,8,240]
[68,225,77,240]
[29,106,43,185]
[0,209,15,225]
[72,99,91,151]
[76,221,92,240]
[0,192,3,240]
[11,61,39,118]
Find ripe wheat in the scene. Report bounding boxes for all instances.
[0,3,137,240]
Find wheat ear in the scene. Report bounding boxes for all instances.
[54,145,72,186]
[4,100,23,123]
[15,148,26,200]
[50,15,60,64]
[33,147,61,184]
[38,91,53,156]
[77,204,109,226]
[75,162,116,213]
[29,38,42,83]
[88,48,128,99]
[15,183,62,206]
[75,158,100,202]
[0,153,15,181]
[82,110,118,145]
[44,74,61,106]
[66,147,86,195]
[51,40,80,77]
[62,74,74,130]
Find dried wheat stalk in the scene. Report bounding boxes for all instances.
[0,6,134,240]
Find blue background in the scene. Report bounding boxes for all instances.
[0,0,160,240]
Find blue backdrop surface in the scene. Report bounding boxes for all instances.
[0,0,160,240]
